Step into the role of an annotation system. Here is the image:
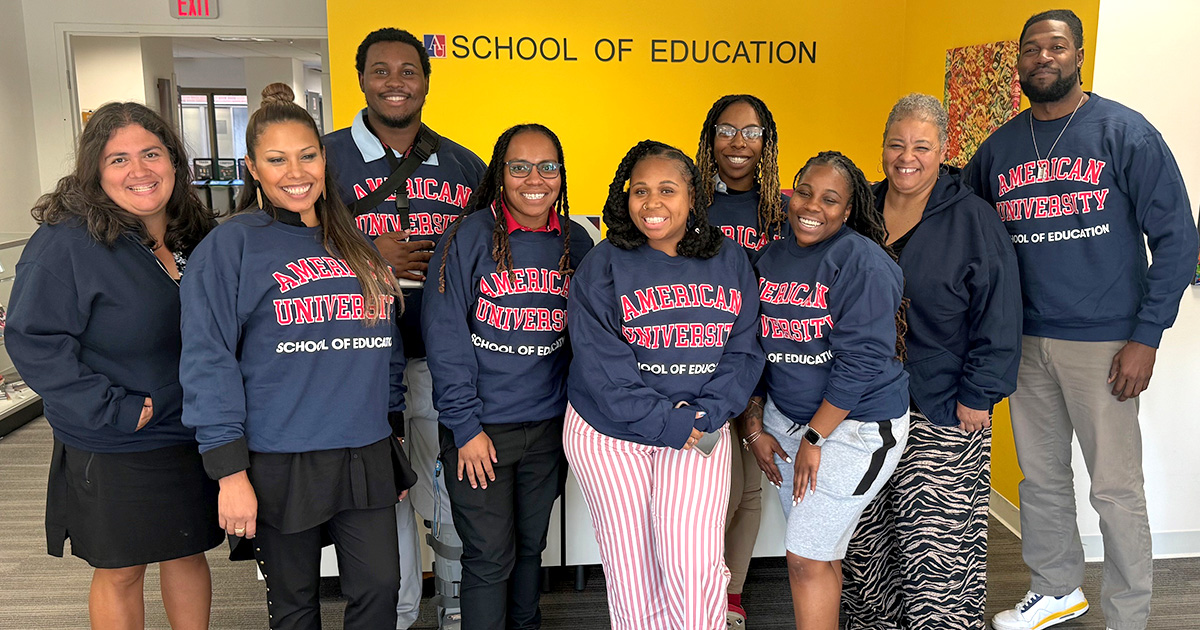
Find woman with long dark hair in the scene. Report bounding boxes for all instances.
[743,151,910,630]
[6,101,221,629]
[179,84,415,630]
[563,140,763,629]
[425,123,593,629]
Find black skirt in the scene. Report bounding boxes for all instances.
[46,439,225,569]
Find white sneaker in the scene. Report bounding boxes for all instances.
[991,588,1089,630]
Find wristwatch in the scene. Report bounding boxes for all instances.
[803,426,826,447]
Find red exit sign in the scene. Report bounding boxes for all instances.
[171,0,218,18]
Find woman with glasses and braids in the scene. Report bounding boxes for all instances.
[694,93,788,628]
[180,84,416,630]
[563,140,764,630]
[424,124,593,629]
[743,151,909,630]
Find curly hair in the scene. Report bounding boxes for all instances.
[31,102,215,252]
[355,28,431,78]
[603,140,724,259]
[238,83,399,325]
[793,151,909,360]
[695,94,785,238]
[437,123,574,293]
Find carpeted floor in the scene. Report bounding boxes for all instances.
[1,417,1196,629]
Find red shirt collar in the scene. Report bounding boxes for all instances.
[499,200,561,234]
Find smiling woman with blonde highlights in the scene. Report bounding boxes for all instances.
[839,94,1022,630]
[180,83,416,630]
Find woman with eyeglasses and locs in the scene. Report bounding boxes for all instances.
[6,102,220,630]
[744,151,910,630]
[563,140,764,629]
[839,94,1021,630]
[423,124,594,629]
[694,93,789,628]
[180,84,416,630]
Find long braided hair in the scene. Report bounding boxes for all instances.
[604,140,725,259]
[794,151,909,360]
[695,94,786,238]
[437,124,573,293]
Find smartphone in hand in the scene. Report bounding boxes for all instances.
[693,431,721,457]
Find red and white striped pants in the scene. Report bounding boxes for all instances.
[563,403,731,630]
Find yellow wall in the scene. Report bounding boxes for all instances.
[327,2,907,217]
[900,0,1100,507]
[326,1,1101,507]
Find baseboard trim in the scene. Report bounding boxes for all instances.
[989,490,1200,559]
[990,489,1021,538]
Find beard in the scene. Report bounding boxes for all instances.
[1020,65,1080,103]
[371,108,418,129]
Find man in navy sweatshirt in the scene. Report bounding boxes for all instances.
[965,10,1198,630]
[324,28,486,630]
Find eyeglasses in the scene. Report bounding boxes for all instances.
[714,124,765,141]
[504,160,562,179]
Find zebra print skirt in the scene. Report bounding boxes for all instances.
[841,412,991,630]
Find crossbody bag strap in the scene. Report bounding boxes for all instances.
[348,122,442,232]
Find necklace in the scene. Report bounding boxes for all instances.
[1030,92,1086,180]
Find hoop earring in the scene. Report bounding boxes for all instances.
[256,184,263,208]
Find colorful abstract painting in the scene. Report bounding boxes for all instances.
[944,40,1022,167]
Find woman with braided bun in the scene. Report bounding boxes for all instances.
[563,140,764,630]
[694,93,788,628]
[743,151,910,630]
[180,83,415,630]
[423,123,593,629]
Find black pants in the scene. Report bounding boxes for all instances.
[441,419,564,630]
[253,505,400,630]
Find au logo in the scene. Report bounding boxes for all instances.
[424,34,447,59]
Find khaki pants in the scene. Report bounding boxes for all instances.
[1009,336,1152,630]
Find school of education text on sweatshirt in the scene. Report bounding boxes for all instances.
[755,226,909,424]
[179,210,405,479]
[567,240,764,449]
[964,93,1198,348]
[422,207,595,448]
[324,111,487,358]
[6,220,197,453]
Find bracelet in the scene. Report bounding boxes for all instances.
[747,399,763,410]
[741,430,764,450]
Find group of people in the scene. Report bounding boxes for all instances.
[5,9,1197,630]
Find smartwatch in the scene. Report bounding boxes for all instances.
[803,426,826,447]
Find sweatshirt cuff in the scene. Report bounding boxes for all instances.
[201,438,250,480]
[389,411,405,439]
[453,422,483,449]
[660,407,697,449]
[823,383,862,415]
[1129,323,1165,349]
[115,392,147,434]
[955,386,993,413]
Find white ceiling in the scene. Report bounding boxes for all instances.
[172,37,323,64]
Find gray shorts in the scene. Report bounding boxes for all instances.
[765,397,909,561]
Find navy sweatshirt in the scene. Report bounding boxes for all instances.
[567,240,764,449]
[708,184,790,259]
[6,221,198,453]
[755,226,909,424]
[965,93,1198,348]
[179,210,405,478]
[875,170,1022,426]
[423,208,595,448]
[324,111,487,359]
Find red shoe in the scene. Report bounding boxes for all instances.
[727,594,746,629]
